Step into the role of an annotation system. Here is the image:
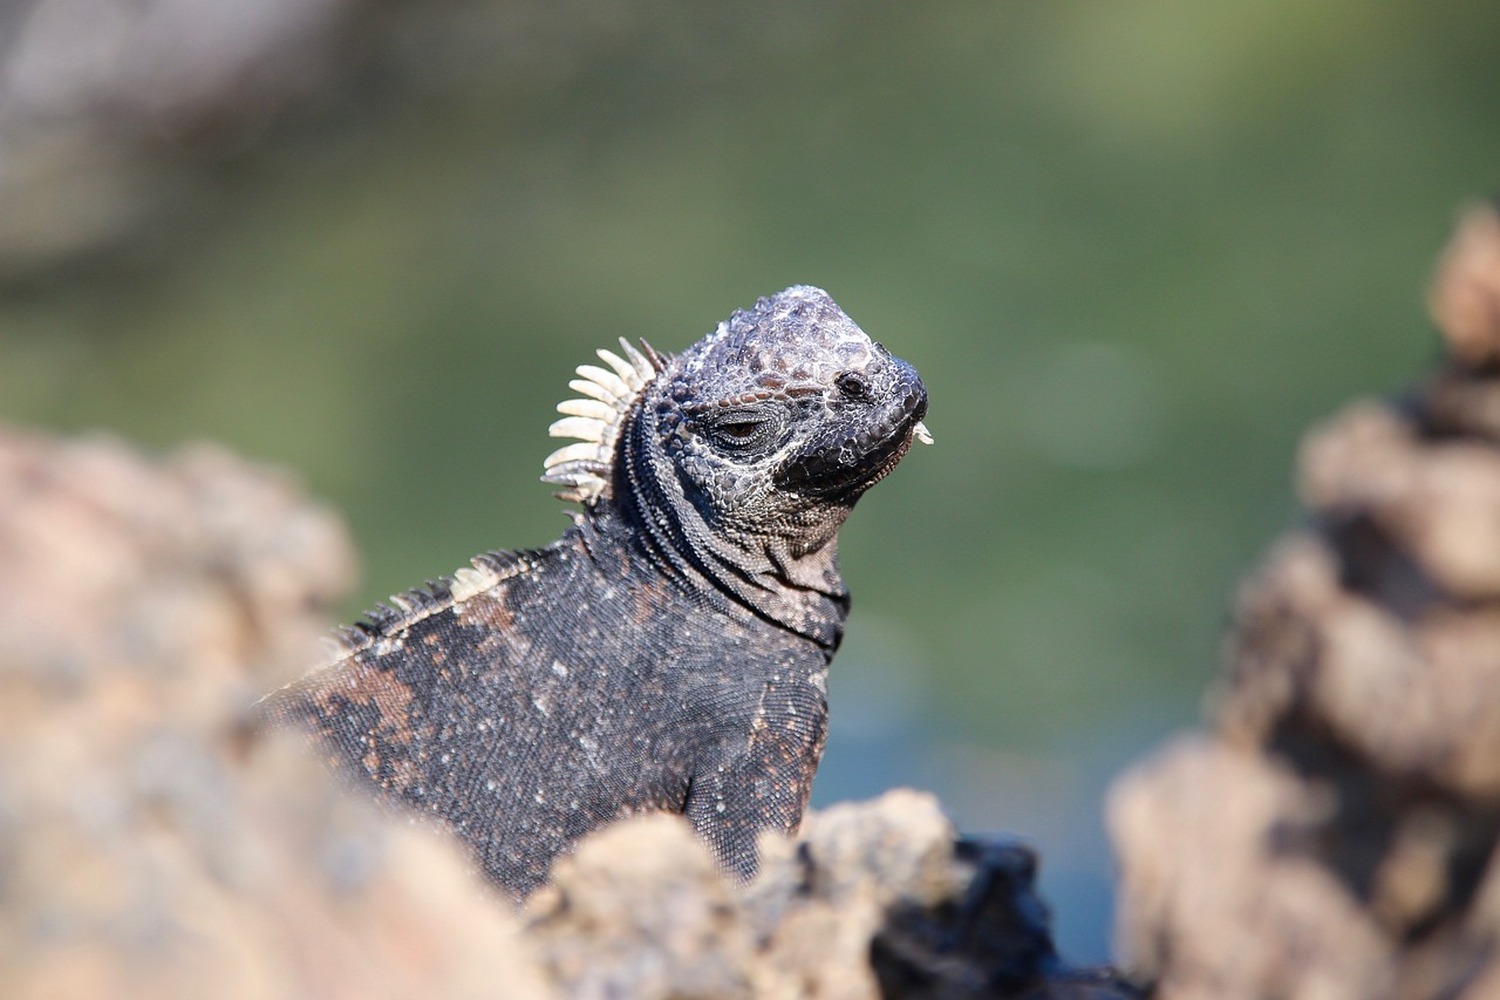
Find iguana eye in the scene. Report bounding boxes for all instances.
[834,370,874,402]
[718,420,760,439]
[701,408,785,453]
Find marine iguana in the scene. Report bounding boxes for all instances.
[259,286,929,897]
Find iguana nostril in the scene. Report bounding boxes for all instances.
[834,370,874,402]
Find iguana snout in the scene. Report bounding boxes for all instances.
[777,348,928,501]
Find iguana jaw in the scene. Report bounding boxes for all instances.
[775,355,928,503]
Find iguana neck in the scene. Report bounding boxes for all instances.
[601,406,850,651]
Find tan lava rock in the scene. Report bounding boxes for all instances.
[1109,739,1394,1000]
[0,426,1127,1000]
[527,813,758,999]
[0,428,551,1000]
[1109,208,1500,998]
[1430,203,1500,370]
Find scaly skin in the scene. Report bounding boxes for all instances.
[259,286,928,897]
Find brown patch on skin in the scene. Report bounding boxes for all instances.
[360,745,424,794]
[453,586,528,660]
[420,632,448,666]
[454,586,514,633]
[628,577,676,628]
[308,657,418,750]
[746,690,770,752]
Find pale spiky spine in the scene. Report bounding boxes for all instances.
[542,337,667,503]
[309,550,532,667]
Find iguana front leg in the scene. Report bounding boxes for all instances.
[684,684,829,881]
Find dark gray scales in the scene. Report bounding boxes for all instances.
[259,286,929,897]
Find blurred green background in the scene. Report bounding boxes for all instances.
[3,1,1498,961]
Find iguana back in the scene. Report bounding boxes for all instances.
[260,286,929,896]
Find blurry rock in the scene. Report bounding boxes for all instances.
[0,0,641,279]
[527,814,757,999]
[0,427,551,1000]
[529,788,1135,1000]
[0,0,359,274]
[1110,740,1394,1000]
[0,425,1131,999]
[1108,209,1500,998]
[1299,401,1500,604]
[1430,202,1500,371]
[755,791,1135,999]
[0,430,350,696]
[749,790,968,1000]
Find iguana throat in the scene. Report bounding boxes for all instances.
[616,399,853,648]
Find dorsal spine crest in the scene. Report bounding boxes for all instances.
[313,549,532,666]
[541,336,667,504]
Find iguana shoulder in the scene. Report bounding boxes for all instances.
[260,285,929,896]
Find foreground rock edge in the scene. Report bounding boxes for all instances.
[1107,202,1500,999]
[0,425,1131,999]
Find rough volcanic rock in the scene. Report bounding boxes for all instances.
[1108,205,1500,999]
[531,789,1135,1000]
[0,425,1131,999]
[0,429,552,1000]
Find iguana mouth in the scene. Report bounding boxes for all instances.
[841,396,930,496]
[777,361,928,501]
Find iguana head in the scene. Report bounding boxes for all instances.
[543,286,927,642]
[656,286,927,527]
